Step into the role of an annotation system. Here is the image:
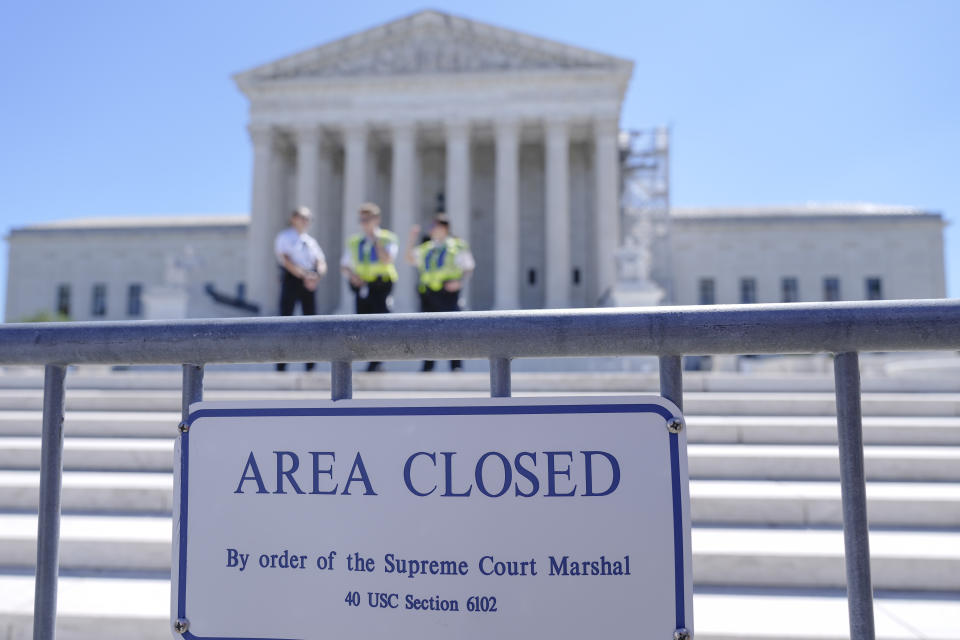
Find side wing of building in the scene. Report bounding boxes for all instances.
[4,217,250,323]
[669,206,946,305]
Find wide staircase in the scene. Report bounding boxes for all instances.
[1,366,959,639]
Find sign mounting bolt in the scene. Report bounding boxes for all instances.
[667,417,684,434]
[174,618,190,634]
[178,422,189,433]
[674,628,691,640]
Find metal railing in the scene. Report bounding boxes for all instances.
[6,298,960,640]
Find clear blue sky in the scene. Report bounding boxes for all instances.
[2,0,958,318]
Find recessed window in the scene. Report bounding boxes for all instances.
[740,277,757,304]
[56,284,71,317]
[824,277,841,302]
[781,277,799,303]
[866,277,883,300]
[572,268,581,285]
[527,269,537,286]
[698,278,715,305]
[127,284,143,317]
[92,284,107,317]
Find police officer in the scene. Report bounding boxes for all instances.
[340,202,398,372]
[274,206,326,372]
[405,213,475,372]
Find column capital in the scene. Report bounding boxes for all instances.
[293,124,322,146]
[593,116,620,138]
[247,123,275,148]
[342,121,369,138]
[445,118,471,135]
[390,119,418,138]
[545,118,570,142]
[494,117,521,141]
[544,115,570,132]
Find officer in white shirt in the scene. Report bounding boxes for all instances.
[274,206,326,371]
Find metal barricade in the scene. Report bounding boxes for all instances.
[5,298,960,640]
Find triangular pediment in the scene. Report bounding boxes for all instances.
[237,10,632,84]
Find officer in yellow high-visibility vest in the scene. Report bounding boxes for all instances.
[340,202,399,372]
[405,213,475,372]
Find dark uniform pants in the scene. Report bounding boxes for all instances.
[420,288,462,371]
[353,278,393,371]
[353,279,393,315]
[277,270,316,372]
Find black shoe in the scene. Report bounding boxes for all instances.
[450,360,463,371]
[276,363,287,372]
[366,361,383,372]
[305,362,315,372]
[421,360,435,372]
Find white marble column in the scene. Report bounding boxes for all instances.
[295,125,321,230]
[445,119,471,240]
[340,123,368,313]
[594,117,620,303]
[342,124,369,235]
[545,118,571,308]
[391,121,418,313]
[246,124,278,315]
[494,118,520,310]
[306,129,337,312]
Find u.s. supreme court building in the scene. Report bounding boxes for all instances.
[4,11,947,322]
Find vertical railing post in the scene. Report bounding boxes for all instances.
[33,364,67,640]
[658,355,684,411]
[659,354,687,637]
[182,364,204,423]
[489,357,512,398]
[834,351,876,639]
[331,361,353,400]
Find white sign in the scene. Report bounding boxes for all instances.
[171,396,692,639]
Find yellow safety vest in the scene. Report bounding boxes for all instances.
[347,230,399,283]
[416,237,468,293]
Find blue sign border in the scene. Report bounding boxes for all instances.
[175,402,685,640]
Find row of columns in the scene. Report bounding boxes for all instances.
[248,117,621,314]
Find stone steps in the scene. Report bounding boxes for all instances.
[0,471,174,514]
[688,443,960,481]
[0,437,174,471]
[2,411,960,445]
[689,415,960,445]
[693,591,960,640]
[2,471,958,528]
[690,480,960,528]
[3,379,958,639]
[692,527,960,590]
[2,366,958,393]
[4,514,960,591]
[0,514,172,573]
[0,574,957,640]
[0,388,958,415]
[5,437,960,483]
